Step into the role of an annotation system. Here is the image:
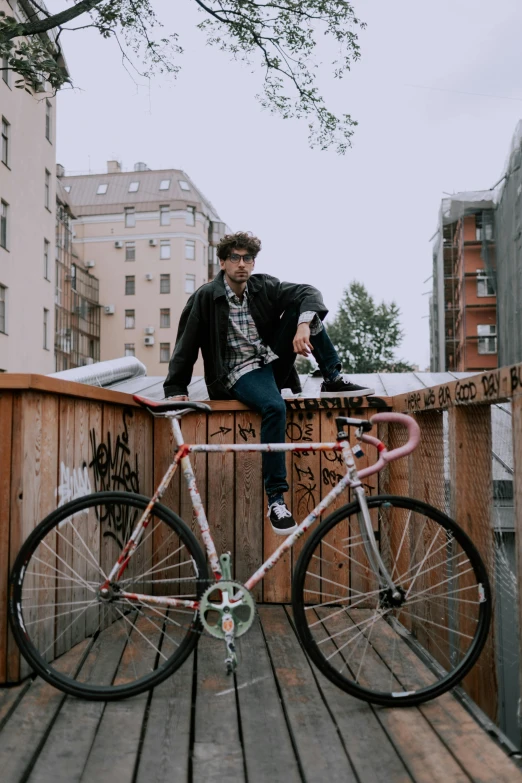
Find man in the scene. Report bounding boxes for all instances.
[164,231,374,535]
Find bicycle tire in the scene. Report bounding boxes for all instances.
[9,491,209,701]
[292,495,492,707]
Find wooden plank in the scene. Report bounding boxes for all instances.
[7,392,24,682]
[192,634,245,782]
[135,653,194,783]
[80,614,164,783]
[0,374,142,407]
[0,683,30,729]
[234,411,263,601]
[310,609,412,783]
[27,621,135,783]
[319,410,350,603]
[448,405,497,721]
[393,363,522,413]
[420,693,522,783]
[409,411,445,512]
[55,397,76,658]
[0,640,90,782]
[0,392,13,682]
[235,616,301,783]
[207,413,235,569]
[258,605,356,781]
[318,608,471,783]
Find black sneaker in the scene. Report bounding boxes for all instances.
[320,377,375,397]
[267,501,298,536]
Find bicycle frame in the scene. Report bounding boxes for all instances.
[101,411,418,610]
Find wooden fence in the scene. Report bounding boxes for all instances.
[0,375,391,684]
[1,366,521,735]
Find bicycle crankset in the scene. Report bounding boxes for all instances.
[198,579,256,640]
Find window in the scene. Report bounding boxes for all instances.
[160,274,170,294]
[0,200,8,249]
[0,285,6,333]
[178,180,190,191]
[125,275,135,295]
[128,181,140,193]
[160,342,171,363]
[1,56,9,86]
[43,308,49,350]
[125,207,136,227]
[45,100,52,142]
[159,179,171,191]
[160,308,170,328]
[477,324,497,355]
[185,240,195,260]
[186,206,196,226]
[185,274,196,294]
[96,183,108,195]
[476,270,495,297]
[125,309,135,329]
[125,241,136,261]
[1,117,9,166]
[44,239,50,280]
[45,169,51,209]
[160,205,170,226]
[160,239,171,260]
[124,343,135,357]
[475,213,493,242]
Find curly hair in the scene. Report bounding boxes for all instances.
[216,231,262,261]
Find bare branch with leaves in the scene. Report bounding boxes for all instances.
[0,0,365,152]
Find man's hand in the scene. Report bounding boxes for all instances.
[167,395,189,401]
[293,322,313,357]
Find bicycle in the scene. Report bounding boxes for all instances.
[9,398,492,707]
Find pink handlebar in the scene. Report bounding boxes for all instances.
[356,412,420,481]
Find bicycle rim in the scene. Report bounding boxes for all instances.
[9,491,208,700]
[292,495,492,707]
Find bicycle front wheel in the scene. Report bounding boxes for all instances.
[9,491,208,700]
[292,495,492,707]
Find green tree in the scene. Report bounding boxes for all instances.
[0,1,365,153]
[327,281,415,373]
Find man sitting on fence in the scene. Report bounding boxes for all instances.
[164,231,374,535]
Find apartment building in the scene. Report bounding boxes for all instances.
[55,179,100,371]
[430,193,497,372]
[62,162,227,376]
[0,0,63,373]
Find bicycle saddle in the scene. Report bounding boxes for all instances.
[133,394,212,413]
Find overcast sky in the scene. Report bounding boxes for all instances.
[52,0,522,369]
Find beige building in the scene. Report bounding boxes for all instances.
[0,0,62,373]
[62,162,227,376]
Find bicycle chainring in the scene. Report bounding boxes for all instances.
[198,581,256,639]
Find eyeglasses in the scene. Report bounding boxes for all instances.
[228,253,255,264]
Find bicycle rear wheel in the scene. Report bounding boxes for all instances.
[9,491,208,700]
[292,495,492,707]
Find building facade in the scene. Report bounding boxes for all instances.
[430,194,497,372]
[0,0,61,373]
[62,162,227,377]
[55,180,100,371]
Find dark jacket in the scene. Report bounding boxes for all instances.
[163,271,328,399]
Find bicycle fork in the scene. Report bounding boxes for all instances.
[353,486,404,605]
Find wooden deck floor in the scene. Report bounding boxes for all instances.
[0,605,520,783]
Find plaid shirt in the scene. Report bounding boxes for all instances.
[223,277,322,389]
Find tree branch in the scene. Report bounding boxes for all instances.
[0,0,103,41]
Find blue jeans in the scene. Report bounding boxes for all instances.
[230,326,342,498]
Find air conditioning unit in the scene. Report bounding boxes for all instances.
[144,326,155,335]
[115,241,123,249]
[149,239,158,247]
[144,336,155,346]
[85,260,95,268]
[145,273,153,281]
[104,305,115,315]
